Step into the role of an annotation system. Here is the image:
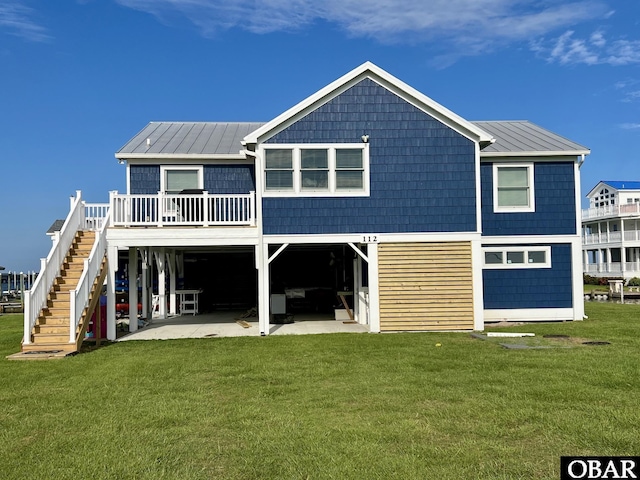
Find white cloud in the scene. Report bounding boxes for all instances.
[622,91,640,103]
[115,0,608,56]
[620,123,640,130]
[0,2,49,42]
[540,30,640,66]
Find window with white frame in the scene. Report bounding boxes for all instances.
[493,163,535,212]
[483,246,551,269]
[263,144,369,196]
[160,166,203,193]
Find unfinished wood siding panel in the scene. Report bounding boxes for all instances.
[378,242,474,331]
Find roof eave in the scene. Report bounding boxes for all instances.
[480,149,591,158]
[114,153,247,161]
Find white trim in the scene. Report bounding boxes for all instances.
[106,228,259,248]
[481,150,589,158]
[471,238,485,331]
[483,246,551,269]
[570,237,584,320]
[116,153,247,161]
[484,308,574,322]
[368,242,380,333]
[260,143,370,197]
[125,165,131,195]
[244,62,493,146]
[159,165,204,193]
[493,163,535,213]
[475,142,482,234]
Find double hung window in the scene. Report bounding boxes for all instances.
[493,163,534,212]
[263,144,368,196]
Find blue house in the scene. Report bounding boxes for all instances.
[22,62,590,353]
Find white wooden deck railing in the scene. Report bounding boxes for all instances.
[23,192,110,345]
[70,208,111,343]
[582,203,640,220]
[583,230,640,245]
[584,262,640,276]
[110,191,256,227]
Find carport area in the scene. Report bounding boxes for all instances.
[116,310,368,341]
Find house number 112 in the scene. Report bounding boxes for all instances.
[363,235,378,242]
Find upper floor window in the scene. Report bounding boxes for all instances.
[262,144,369,197]
[493,163,535,213]
[160,166,203,193]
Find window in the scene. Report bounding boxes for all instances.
[493,163,534,213]
[265,149,294,190]
[483,246,551,269]
[160,166,203,193]
[262,144,369,196]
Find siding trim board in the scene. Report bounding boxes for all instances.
[378,242,475,331]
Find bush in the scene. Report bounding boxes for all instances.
[628,277,640,287]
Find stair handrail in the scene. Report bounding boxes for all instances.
[70,207,111,343]
[23,191,85,345]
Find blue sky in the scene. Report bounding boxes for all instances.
[1,0,639,273]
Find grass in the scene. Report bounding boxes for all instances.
[0,303,639,479]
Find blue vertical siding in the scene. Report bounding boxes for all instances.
[481,162,576,236]
[204,165,255,193]
[262,78,478,235]
[482,244,573,309]
[130,165,160,194]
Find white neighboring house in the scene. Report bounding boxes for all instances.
[582,181,640,279]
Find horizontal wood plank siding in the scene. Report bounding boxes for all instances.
[378,242,474,331]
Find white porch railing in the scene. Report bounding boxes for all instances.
[584,262,640,277]
[110,191,256,227]
[69,208,111,343]
[582,203,640,220]
[583,230,640,245]
[23,191,110,345]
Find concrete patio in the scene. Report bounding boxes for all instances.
[116,311,369,341]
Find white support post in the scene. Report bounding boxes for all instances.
[572,238,585,320]
[156,248,167,319]
[168,250,176,315]
[129,247,138,332]
[106,246,118,341]
[258,243,270,335]
[140,248,149,320]
[368,242,380,333]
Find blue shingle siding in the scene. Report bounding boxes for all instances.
[481,162,576,236]
[203,165,255,194]
[482,244,573,309]
[262,78,477,235]
[130,165,160,194]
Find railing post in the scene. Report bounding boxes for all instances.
[158,191,164,228]
[23,290,31,345]
[203,191,210,227]
[250,191,256,226]
[69,289,77,344]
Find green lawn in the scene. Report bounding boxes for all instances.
[1,303,638,479]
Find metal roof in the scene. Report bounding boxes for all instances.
[472,121,589,156]
[116,120,588,159]
[116,122,266,158]
[599,181,640,190]
[47,219,65,234]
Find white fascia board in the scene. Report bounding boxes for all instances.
[106,227,259,248]
[115,153,247,161]
[243,61,494,146]
[480,150,590,159]
[484,308,574,322]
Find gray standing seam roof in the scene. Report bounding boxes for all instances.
[116,122,266,157]
[116,120,588,157]
[472,120,589,154]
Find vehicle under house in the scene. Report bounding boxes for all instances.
[582,181,640,279]
[20,62,590,355]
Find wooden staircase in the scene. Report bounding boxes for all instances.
[21,230,105,356]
